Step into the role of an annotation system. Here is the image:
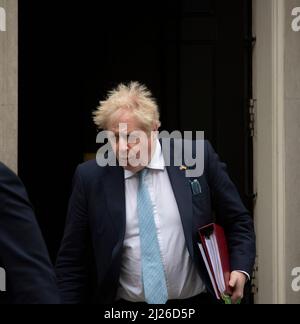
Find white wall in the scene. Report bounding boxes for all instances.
[0,0,18,172]
[253,0,300,304]
[253,0,275,304]
[284,0,300,304]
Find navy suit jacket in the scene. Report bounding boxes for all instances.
[56,140,256,304]
[0,163,60,304]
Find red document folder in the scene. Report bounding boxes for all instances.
[198,223,232,301]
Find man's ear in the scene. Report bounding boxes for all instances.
[152,122,159,132]
[151,126,159,140]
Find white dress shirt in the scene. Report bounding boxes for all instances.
[116,140,206,302]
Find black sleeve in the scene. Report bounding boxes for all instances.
[0,163,60,304]
[205,142,256,275]
[55,165,90,304]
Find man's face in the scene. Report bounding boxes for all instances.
[107,111,157,173]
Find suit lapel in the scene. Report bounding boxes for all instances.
[163,139,195,262]
[102,165,126,255]
[166,165,195,262]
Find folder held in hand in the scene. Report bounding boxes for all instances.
[198,223,233,304]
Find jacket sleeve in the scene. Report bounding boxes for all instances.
[205,142,256,275]
[0,164,60,304]
[55,165,91,304]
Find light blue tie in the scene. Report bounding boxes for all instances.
[137,168,168,304]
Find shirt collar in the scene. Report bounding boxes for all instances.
[124,139,165,179]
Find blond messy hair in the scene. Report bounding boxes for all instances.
[93,82,161,132]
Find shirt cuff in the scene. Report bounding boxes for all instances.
[235,270,251,281]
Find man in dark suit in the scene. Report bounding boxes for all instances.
[0,162,60,304]
[56,82,256,305]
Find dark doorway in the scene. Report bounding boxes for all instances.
[19,0,254,297]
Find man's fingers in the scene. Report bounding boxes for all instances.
[231,278,244,303]
[231,290,244,304]
[229,275,237,288]
[229,272,245,304]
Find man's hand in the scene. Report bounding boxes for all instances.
[229,271,247,304]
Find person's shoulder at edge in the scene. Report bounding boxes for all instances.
[0,162,27,195]
[0,162,17,178]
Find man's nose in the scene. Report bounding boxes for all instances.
[118,137,128,153]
